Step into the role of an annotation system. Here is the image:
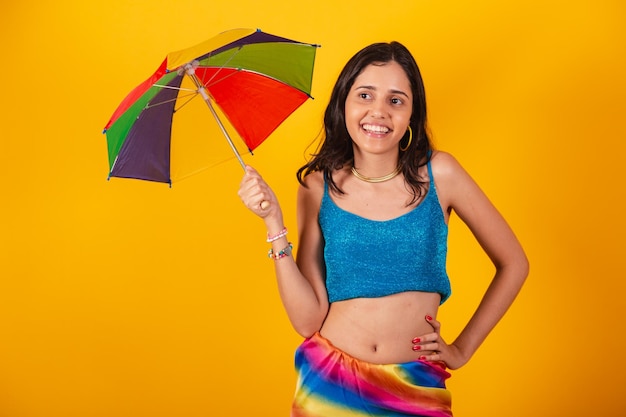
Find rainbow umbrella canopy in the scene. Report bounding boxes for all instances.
[103,28,319,185]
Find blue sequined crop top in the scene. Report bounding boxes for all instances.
[319,159,451,304]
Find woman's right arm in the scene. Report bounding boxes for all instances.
[238,166,328,337]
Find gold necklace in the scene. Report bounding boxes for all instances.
[351,166,401,183]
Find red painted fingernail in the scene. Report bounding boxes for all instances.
[419,356,427,360]
[426,315,433,321]
[412,345,422,351]
[412,337,421,344]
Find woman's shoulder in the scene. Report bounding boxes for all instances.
[428,150,471,202]
[430,149,459,167]
[298,170,325,206]
[300,170,324,190]
[429,150,466,180]
[429,149,483,211]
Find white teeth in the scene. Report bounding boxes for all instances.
[362,124,390,133]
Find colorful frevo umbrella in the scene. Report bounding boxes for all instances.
[103,28,318,186]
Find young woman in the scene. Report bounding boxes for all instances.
[238,41,528,416]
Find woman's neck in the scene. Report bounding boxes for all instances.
[351,151,399,178]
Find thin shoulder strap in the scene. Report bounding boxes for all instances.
[426,150,435,184]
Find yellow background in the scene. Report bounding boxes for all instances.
[1,1,625,416]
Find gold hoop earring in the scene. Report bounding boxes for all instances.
[400,126,413,152]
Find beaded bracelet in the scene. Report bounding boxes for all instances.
[266,227,288,243]
[268,242,293,260]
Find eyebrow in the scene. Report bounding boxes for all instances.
[354,85,410,98]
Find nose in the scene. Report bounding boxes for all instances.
[369,100,388,118]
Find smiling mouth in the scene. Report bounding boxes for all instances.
[362,124,391,134]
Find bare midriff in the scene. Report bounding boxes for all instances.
[319,291,441,364]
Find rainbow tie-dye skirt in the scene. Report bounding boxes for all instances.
[292,332,453,416]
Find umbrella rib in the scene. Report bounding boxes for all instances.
[203,70,240,88]
[154,84,196,93]
[202,46,243,86]
[142,90,198,112]
[172,92,199,113]
[204,68,313,98]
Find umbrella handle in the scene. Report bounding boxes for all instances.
[185,66,269,209]
[185,66,248,169]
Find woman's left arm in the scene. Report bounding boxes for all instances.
[416,151,529,369]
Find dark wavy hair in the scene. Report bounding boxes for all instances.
[296,41,432,204]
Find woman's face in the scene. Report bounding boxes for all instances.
[344,61,413,156]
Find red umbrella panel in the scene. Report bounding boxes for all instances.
[103,28,319,184]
